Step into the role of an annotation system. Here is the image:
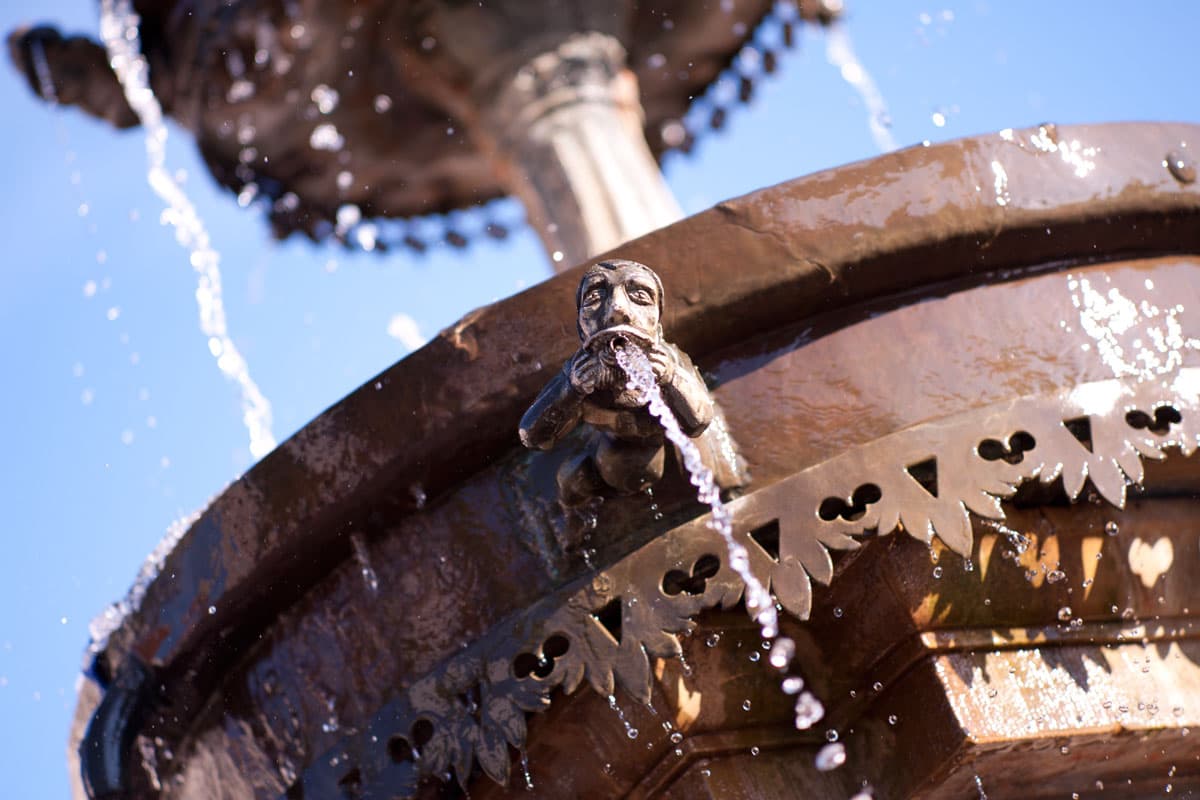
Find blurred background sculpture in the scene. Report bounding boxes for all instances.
[8,0,840,266]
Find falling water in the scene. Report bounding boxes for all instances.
[825,23,898,153]
[607,693,639,740]
[615,345,824,732]
[349,532,380,593]
[99,0,276,459]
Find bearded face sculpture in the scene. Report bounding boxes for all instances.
[520,259,745,510]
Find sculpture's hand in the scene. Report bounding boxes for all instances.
[646,342,676,385]
[569,350,604,395]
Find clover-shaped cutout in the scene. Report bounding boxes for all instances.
[977,430,1036,464]
[818,483,882,522]
[661,554,720,596]
[1125,405,1181,435]
[512,634,571,680]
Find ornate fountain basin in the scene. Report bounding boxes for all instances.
[73,122,1200,799]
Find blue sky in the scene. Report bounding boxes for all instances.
[1,1,1197,795]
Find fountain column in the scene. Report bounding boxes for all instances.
[478,33,684,270]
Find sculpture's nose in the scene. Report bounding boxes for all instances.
[605,291,632,326]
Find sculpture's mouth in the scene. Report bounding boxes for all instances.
[582,324,654,356]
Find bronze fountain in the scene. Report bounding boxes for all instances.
[9,1,1200,798]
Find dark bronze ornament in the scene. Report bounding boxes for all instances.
[520,259,747,511]
[294,368,1200,798]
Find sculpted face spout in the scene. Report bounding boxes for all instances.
[577,260,664,357]
[519,259,747,523]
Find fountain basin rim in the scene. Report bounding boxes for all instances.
[76,122,1200,765]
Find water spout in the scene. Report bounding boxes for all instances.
[615,344,824,731]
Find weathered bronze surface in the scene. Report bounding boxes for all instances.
[7,1,834,249]
[65,123,1200,798]
[520,259,745,514]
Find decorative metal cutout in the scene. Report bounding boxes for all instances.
[290,369,1200,798]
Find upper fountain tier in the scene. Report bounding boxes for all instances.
[8,0,838,252]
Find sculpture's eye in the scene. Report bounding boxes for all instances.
[629,285,654,304]
[582,288,603,306]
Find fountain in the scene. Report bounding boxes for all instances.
[7,1,1200,799]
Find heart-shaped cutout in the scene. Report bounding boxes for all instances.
[1128,537,1174,588]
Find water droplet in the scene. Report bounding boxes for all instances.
[782,676,804,694]
[888,714,898,725]
[373,94,393,113]
[825,729,838,742]
[705,633,721,648]
[310,123,345,151]
[793,692,825,729]
[932,565,943,579]
[1047,569,1066,584]
[748,651,760,662]
[1165,151,1197,184]
[626,727,639,739]
[1058,606,1073,622]
[1105,521,1119,536]
[833,607,844,618]
[1060,745,1070,755]
[310,84,339,114]
[669,731,683,744]
[207,605,216,615]
[750,746,760,756]
[520,750,533,790]
[769,637,795,669]
[815,742,846,771]
[872,681,883,692]
[742,699,752,711]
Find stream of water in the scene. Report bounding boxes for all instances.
[825,22,898,154]
[615,345,826,733]
[98,0,276,459]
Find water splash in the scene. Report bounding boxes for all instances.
[99,0,276,459]
[1067,273,1199,383]
[615,345,823,731]
[86,508,200,659]
[825,23,898,153]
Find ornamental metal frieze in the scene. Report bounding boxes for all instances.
[290,369,1200,798]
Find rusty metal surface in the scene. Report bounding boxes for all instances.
[7,0,831,243]
[63,123,1200,797]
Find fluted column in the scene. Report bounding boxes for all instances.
[480,33,683,270]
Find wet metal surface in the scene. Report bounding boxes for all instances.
[62,123,1200,797]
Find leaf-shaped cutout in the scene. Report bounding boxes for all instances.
[930,501,973,557]
[771,559,812,619]
[786,526,834,585]
[1086,456,1127,507]
[475,720,511,785]
[613,641,652,704]
[962,489,1004,519]
[640,629,682,660]
[485,694,526,748]
[450,730,474,789]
